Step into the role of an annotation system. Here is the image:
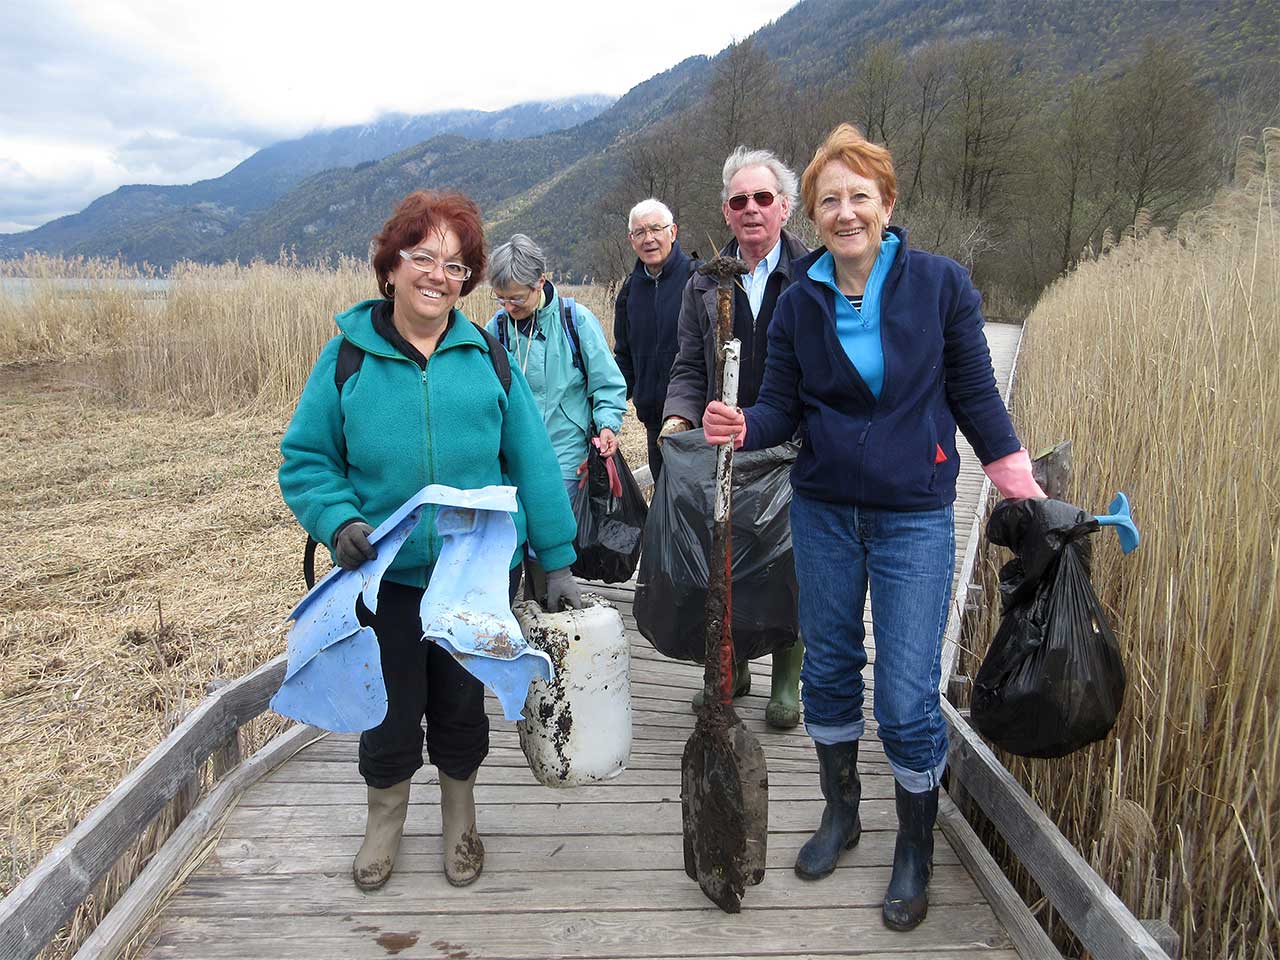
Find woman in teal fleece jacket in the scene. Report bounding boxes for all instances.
[279,191,578,893]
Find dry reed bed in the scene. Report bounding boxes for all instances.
[965,132,1279,958]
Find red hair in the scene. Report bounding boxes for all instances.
[800,124,897,221]
[371,191,487,297]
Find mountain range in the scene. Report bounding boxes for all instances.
[2,0,1275,274]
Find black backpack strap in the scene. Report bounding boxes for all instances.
[476,323,512,393]
[496,313,511,352]
[304,538,319,589]
[334,337,364,392]
[561,297,584,375]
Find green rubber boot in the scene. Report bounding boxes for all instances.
[690,656,751,711]
[766,638,803,729]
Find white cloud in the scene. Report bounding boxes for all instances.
[0,0,799,234]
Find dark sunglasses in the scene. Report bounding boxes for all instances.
[727,190,776,211]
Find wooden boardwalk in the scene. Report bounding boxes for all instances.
[135,324,1027,960]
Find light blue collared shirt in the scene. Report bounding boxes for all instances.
[742,238,782,319]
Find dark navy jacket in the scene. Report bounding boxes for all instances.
[743,228,1022,510]
[613,241,694,426]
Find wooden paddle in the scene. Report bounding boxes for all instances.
[680,255,769,913]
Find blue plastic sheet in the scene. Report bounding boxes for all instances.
[271,484,553,732]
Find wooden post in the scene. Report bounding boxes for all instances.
[211,730,243,782]
[1140,920,1181,959]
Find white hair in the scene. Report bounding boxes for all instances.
[627,198,675,230]
[721,146,799,219]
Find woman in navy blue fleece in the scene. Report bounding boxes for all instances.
[703,124,1045,931]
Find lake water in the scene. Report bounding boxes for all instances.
[0,277,171,304]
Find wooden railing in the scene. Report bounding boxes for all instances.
[0,654,318,960]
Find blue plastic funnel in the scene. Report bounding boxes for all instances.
[1094,492,1140,554]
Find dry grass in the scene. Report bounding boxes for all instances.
[960,131,1280,958]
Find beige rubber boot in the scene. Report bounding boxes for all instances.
[352,778,411,890]
[440,769,484,886]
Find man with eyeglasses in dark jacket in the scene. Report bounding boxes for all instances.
[613,198,694,481]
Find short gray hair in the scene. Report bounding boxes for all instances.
[489,234,547,288]
[721,147,799,216]
[628,198,674,230]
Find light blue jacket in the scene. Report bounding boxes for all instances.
[487,288,628,480]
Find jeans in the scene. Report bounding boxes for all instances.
[790,493,955,792]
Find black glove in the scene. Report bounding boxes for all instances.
[545,566,583,611]
[334,521,377,571]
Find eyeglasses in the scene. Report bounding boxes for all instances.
[399,249,472,282]
[727,190,776,211]
[628,223,672,241]
[493,292,533,307]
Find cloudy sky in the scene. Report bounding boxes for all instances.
[0,0,799,234]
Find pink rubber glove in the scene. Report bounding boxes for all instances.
[983,447,1047,499]
[703,400,746,448]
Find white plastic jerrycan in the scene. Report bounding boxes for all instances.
[513,594,631,787]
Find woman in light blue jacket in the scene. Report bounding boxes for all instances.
[486,234,628,589]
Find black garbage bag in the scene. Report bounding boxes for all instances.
[570,443,647,583]
[971,497,1126,758]
[634,429,799,662]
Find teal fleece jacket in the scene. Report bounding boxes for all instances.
[279,299,577,587]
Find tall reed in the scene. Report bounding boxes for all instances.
[1,251,616,412]
[970,130,1279,958]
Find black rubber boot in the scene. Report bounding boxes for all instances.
[882,783,939,931]
[794,740,862,880]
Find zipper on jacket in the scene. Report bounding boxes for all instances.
[420,365,439,568]
[854,418,874,503]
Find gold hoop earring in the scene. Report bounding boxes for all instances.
[383,280,394,298]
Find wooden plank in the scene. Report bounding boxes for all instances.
[935,795,1062,960]
[205,829,963,877]
[215,798,929,840]
[943,700,1172,960]
[140,904,1012,959]
[239,777,904,806]
[70,725,324,960]
[166,864,989,917]
[0,653,287,960]
[260,762,856,788]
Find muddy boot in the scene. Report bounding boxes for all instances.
[765,639,803,729]
[882,783,939,931]
[794,740,861,880]
[352,778,411,890]
[440,769,484,886]
[690,656,751,711]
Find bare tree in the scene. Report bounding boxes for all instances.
[901,41,953,206]
[1105,41,1216,225]
[845,40,909,147]
[943,39,1027,218]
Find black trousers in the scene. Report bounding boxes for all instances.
[645,421,664,483]
[357,569,520,787]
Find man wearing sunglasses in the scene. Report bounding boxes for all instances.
[613,198,695,481]
[659,146,809,729]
